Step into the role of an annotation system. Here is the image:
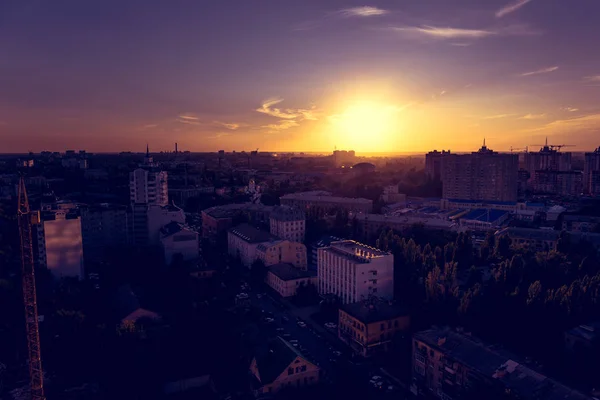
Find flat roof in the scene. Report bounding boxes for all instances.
[268,263,316,281]
[228,223,275,243]
[341,301,408,324]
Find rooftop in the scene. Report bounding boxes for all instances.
[281,191,372,205]
[461,208,508,223]
[268,263,316,281]
[341,301,408,324]
[203,203,273,219]
[254,337,312,385]
[414,327,590,400]
[270,205,305,221]
[228,223,275,243]
[565,322,600,342]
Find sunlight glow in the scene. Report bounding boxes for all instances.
[328,101,402,152]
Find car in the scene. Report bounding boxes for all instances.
[256,294,262,299]
[282,316,289,322]
[283,333,291,338]
[265,317,275,323]
[292,343,298,347]
[289,339,298,343]
[297,321,306,328]
[276,328,285,332]
[371,376,382,381]
[332,351,341,356]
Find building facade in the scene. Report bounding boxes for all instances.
[525,143,572,187]
[269,205,305,243]
[317,240,394,304]
[338,301,410,357]
[80,203,128,263]
[36,209,84,279]
[533,170,583,195]
[256,240,308,270]
[227,223,277,267]
[441,142,518,202]
[265,263,318,297]
[425,150,450,180]
[159,222,199,265]
[584,147,600,195]
[201,203,273,242]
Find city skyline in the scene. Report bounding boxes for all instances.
[2,0,600,153]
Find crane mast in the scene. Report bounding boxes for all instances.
[17,178,45,400]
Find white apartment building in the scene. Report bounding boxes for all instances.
[317,240,394,304]
[160,222,199,265]
[36,209,84,279]
[129,168,168,206]
[269,205,305,243]
[228,223,277,267]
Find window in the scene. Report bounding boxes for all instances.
[288,368,294,375]
[394,320,398,328]
[388,321,392,329]
[380,323,385,331]
[301,365,307,372]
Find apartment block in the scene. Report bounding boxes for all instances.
[584,147,600,195]
[280,191,372,218]
[227,223,277,267]
[256,240,307,270]
[265,263,318,298]
[412,327,590,400]
[317,240,394,304]
[269,205,305,243]
[441,142,518,202]
[425,150,450,180]
[338,300,409,357]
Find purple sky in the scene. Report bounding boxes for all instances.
[1,0,599,153]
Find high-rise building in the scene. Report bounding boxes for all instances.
[317,240,394,304]
[269,205,305,243]
[425,150,450,180]
[35,209,84,279]
[524,140,572,190]
[584,147,600,195]
[441,141,518,202]
[81,204,128,263]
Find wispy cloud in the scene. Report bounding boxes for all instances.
[481,113,516,120]
[520,113,546,120]
[337,6,388,18]
[263,120,299,133]
[496,0,533,18]
[563,107,579,112]
[450,42,472,47]
[178,114,199,121]
[584,75,600,86]
[520,66,558,76]
[206,132,232,139]
[256,98,301,119]
[528,113,600,133]
[138,124,158,131]
[392,26,494,39]
[214,121,241,130]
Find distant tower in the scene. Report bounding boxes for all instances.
[144,143,153,165]
[175,143,178,154]
[17,178,46,400]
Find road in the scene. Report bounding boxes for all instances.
[245,285,411,398]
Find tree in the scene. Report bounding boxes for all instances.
[250,259,268,285]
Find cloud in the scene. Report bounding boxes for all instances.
[526,113,600,134]
[584,75,600,86]
[496,0,533,18]
[214,121,241,130]
[178,114,199,121]
[392,26,495,39]
[481,113,516,120]
[206,132,232,139]
[520,66,558,76]
[256,98,301,119]
[563,107,579,112]
[337,6,388,18]
[450,42,472,47]
[520,113,546,120]
[263,120,299,133]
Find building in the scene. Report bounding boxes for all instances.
[130,167,168,206]
[35,209,84,279]
[562,214,600,233]
[169,186,215,205]
[583,147,600,195]
[333,149,355,167]
[351,162,376,176]
[80,203,128,264]
[412,327,590,400]
[280,191,372,218]
[265,263,318,298]
[249,337,320,396]
[565,322,600,353]
[269,205,305,243]
[381,185,406,204]
[317,240,394,304]
[201,203,273,242]
[533,170,583,195]
[256,240,308,270]
[458,208,509,231]
[338,300,409,357]
[441,141,518,202]
[425,150,450,180]
[525,142,572,187]
[160,222,199,265]
[355,213,457,241]
[495,227,600,253]
[309,235,343,270]
[147,204,186,246]
[227,223,277,267]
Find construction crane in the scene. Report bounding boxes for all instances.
[531,137,575,152]
[17,178,45,400]
[510,146,528,153]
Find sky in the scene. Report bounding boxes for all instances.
[1,0,600,154]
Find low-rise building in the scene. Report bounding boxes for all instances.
[562,214,600,233]
[338,300,409,357]
[227,223,277,267]
[160,222,199,265]
[565,322,600,353]
[249,337,320,396]
[318,240,394,304]
[269,205,305,243]
[356,213,457,240]
[201,203,273,243]
[266,263,318,298]
[412,327,591,400]
[280,191,372,218]
[256,240,307,270]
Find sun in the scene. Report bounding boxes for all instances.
[329,101,401,152]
